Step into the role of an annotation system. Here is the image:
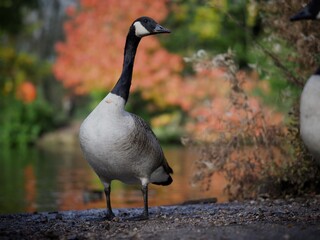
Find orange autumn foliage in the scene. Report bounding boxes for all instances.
[182,53,290,199]
[16,81,37,103]
[53,0,183,107]
[177,52,284,139]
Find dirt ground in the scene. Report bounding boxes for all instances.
[1,197,320,240]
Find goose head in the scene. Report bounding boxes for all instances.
[290,0,320,21]
[132,16,171,38]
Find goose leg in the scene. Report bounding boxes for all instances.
[126,183,149,221]
[141,184,149,219]
[104,184,115,220]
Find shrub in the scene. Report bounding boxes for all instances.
[185,50,320,200]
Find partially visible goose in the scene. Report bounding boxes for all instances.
[79,16,173,220]
[290,1,320,165]
[290,0,320,21]
[300,68,320,166]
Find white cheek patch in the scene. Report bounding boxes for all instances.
[317,12,320,19]
[133,21,150,37]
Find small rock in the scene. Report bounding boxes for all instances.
[283,234,290,240]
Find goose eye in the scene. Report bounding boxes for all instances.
[144,19,148,23]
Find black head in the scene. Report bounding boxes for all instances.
[290,0,320,21]
[132,16,170,38]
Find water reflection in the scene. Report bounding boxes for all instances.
[0,144,228,214]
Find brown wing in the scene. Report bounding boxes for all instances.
[130,113,173,175]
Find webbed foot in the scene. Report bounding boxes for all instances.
[104,211,115,221]
[126,213,149,221]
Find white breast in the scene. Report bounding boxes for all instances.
[79,93,139,183]
[300,75,320,164]
[80,93,130,144]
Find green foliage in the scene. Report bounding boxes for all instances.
[0,43,54,146]
[0,45,49,90]
[163,0,256,65]
[0,0,63,147]
[0,0,38,35]
[247,36,301,112]
[152,111,184,144]
[0,97,54,146]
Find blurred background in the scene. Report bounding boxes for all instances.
[0,0,319,214]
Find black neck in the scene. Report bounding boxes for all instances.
[315,67,320,75]
[111,27,141,104]
[309,0,320,16]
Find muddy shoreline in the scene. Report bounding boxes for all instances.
[1,197,320,239]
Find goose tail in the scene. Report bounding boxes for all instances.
[150,163,173,186]
[152,175,173,186]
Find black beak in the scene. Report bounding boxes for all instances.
[290,8,312,21]
[153,24,171,34]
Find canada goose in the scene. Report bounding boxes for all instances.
[79,16,173,220]
[290,0,320,21]
[300,68,320,166]
[290,1,320,165]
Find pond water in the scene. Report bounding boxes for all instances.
[0,144,228,214]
